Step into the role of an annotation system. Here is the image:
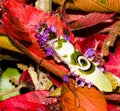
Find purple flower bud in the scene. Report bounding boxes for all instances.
[62,75,69,84]
[84,48,95,58]
[44,29,50,35]
[36,23,57,57]
[45,47,54,56]
[50,26,56,33]
[94,61,100,66]
[71,72,77,77]
[64,35,70,42]
[41,34,49,42]
[36,33,41,38]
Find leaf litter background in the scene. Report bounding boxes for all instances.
[0,0,120,111]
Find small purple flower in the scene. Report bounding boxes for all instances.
[42,34,49,42]
[37,40,46,47]
[50,26,56,33]
[75,76,80,82]
[62,75,69,84]
[84,48,95,58]
[45,47,54,56]
[44,29,50,35]
[64,35,70,42]
[71,72,78,77]
[36,33,41,38]
[94,60,100,66]
[76,78,86,87]
[36,23,58,56]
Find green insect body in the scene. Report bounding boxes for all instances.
[50,36,112,92]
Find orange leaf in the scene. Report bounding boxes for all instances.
[61,82,107,111]
[53,0,120,13]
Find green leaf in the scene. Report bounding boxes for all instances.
[0,67,21,100]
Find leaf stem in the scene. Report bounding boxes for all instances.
[40,59,67,77]
[0,84,24,96]
[9,34,67,79]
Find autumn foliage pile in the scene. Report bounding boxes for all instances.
[0,0,120,111]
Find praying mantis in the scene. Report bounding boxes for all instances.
[36,23,112,92]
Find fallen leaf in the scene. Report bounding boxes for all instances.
[0,90,61,111]
[0,53,20,61]
[53,0,120,12]
[0,67,20,100]
[61,83,107,111]
[0,23,7,35]
[62,13,114,31]
[107,103,120,111]
[0,35,23,53]
[105,93,120,102]
[74,34,107,53]
[19,69,35,91]
[101,21,120,56]
[104,41,120,78]
[104,71,120,91]
[49,86,62,97]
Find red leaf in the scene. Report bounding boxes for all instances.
[0,90,61,111]
[19,69,35,90]
[2,0,74,77]
[18,0,28,3]
[3,13,33,43]
[107,103,120,111]
[104,41,120,77]
[0,22,7,35]
[74,34,107,53]
[48,74,62,87]
[62,13,114,30]
[105,93,120,102]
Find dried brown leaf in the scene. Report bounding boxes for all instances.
[102,21,120,56]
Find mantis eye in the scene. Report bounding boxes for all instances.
[77,56,91,71]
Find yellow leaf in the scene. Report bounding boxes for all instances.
[0,35,23,53]
[49,86,61,97]
[104,71,120,92]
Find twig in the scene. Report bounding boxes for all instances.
[40,59,67,77]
